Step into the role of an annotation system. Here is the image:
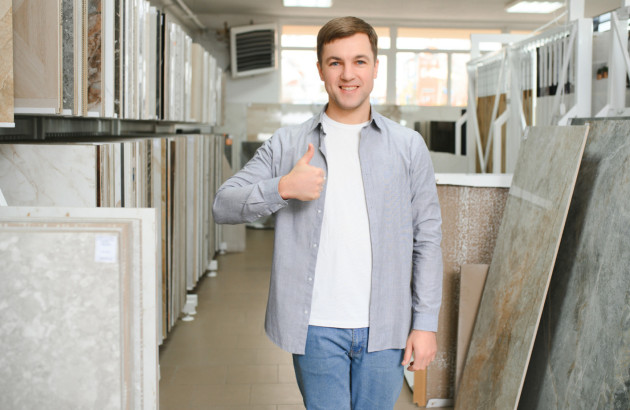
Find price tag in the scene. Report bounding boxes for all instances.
[95,234,118,263]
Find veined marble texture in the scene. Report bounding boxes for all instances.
[428,182,510,401]
[520,120,630,409]
[0,0,14,125]
[455,125,589,410]
[0,206,159,409]
[0,144,98,207]
[87,0,102,114]
[62,0,73,111]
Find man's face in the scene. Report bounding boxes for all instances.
[317,33,379,120]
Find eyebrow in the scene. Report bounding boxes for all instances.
[325,54,372,63]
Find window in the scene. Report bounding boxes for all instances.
[397,52,448,105]
[280,25,499,106]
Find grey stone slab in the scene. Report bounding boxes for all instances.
[455,125,589,410]
[62,0,73,111]
[520,120,630,409]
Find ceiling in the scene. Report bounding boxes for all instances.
[177,0,621,32]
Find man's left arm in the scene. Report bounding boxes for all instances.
[401,136,444,371]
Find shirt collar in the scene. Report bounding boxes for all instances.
[311,104,385,133]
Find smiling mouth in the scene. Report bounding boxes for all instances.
[340,86,358,91]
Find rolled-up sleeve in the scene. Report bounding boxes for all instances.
[409,136,443,332]
[213,137,288,225]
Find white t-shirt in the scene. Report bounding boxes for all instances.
[309,114,373,328]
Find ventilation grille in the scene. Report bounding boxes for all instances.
[230,24,277,78]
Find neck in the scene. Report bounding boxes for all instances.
[325,104,371,125]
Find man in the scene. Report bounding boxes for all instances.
[213,16,443,410]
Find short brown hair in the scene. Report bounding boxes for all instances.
[316,17,378,64]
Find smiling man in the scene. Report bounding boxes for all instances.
[213,16,443,410]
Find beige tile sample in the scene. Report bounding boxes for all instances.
[0,0,14,125]
[13,0,61,113]
[455,264,489,392]
[455,125,589,410]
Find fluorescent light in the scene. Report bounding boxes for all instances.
[506,1,563,14]
[283,0,332,7]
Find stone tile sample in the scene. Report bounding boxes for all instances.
[0,206,158,409]
[520,120,630,409]
[0,143,98,207]
[425,177,510,402]
[455,125,589,410]
[13,0,61,113]
[87,0,102,113]
[62,0,73,111]
[0,0,14,124]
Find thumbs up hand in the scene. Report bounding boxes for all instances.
[278,143,326,201]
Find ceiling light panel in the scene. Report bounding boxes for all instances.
[506,1,564,14]
[283,0,332,7]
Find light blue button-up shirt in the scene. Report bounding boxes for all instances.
[213,107,443,354]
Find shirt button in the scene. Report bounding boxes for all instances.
[308,277,313,282]
[313,243,317,248]
[317,209,322,214]
[304,310,308,315]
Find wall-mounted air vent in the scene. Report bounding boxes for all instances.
[230,24,278,78]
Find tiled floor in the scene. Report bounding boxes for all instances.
[159,228,420,409]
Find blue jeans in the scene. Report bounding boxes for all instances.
[292,326,404,410]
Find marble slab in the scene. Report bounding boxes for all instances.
[0,144,98,207]
[13,0,61,113]
[87,0,102,114]
[0,206,158,409]
[101,0,114,118]
[519,120,630,409]
[455,125,589,410]
[425,183,509,403]
[0,0,14,126]
[191,43,204,123]
[62,0,73,112]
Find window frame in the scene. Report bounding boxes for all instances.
[279,24,507,106]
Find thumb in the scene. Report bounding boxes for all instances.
[402,340,413,366]
[298,143,315,165]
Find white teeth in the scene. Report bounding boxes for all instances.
[341,86,357,91]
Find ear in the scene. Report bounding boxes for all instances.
[317,61,324,81]
[373,58,379,79]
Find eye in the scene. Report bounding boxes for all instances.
[329,61,339,66]
[356,60,366,65]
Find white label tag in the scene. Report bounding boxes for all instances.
[95,234,118,263]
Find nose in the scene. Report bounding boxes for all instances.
[340,65,354,81]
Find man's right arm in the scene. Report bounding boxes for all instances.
[213,141,325,224]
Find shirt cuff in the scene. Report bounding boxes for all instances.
[412,312,439,333]
[260,176,288,210]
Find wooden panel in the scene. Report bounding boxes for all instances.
[13,0,61,113]
[455,264,489,392]
[476,94,507,173]
[456,125,588,410]
[413,369,427,406]
[0,0,14,125]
